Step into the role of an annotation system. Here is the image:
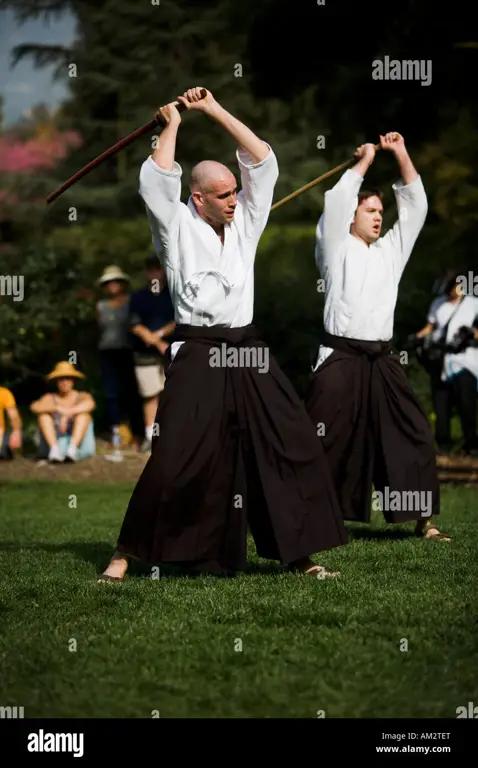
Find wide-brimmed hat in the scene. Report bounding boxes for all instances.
[46,361,85,380]
[97,265,130,285]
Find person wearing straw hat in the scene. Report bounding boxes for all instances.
[30,361,96,463]
[96,265,144,451]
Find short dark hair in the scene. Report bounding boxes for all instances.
[357,189,383,206]
[443,271,464,296]
[144,253,163,269]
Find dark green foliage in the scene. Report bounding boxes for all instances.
[1,0,477,419]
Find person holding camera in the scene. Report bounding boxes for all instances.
[413,273,478,455]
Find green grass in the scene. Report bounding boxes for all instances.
[0,481,477,718]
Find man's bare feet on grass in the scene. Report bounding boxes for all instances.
[97,552,129,582]
[415,519,451,542]
[289,556,340,578]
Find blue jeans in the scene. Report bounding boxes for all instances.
[99,348,144,438]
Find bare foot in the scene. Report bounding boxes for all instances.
[415,520,451,542]
[289,557,340,577]
[98,553,129,581]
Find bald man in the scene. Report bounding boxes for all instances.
[99,87,347,582]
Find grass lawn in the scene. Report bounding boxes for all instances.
[0,480,477,718]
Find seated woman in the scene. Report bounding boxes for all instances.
[30,361,96,463]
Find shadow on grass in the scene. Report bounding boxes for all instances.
[0,540,286,579]
[0,540,124,577]
[346,525,419,542]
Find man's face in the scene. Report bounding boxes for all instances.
[193,174,238,226]
[351,195,383,244]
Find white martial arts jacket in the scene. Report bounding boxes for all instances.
[427,294,478,381]
[138,144,278,359]
[314,168,428,370]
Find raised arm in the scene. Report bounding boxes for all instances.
[383,132,418,185]
[138,103,183,264]
[315,143,375,272]
[177,87,278,236]
[380,133,427,277]
[177,87,269,163]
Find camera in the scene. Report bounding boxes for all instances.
[446,325,476,353]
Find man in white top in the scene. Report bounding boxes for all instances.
[305,133,448,541]
[414,273,478,455]
[99,87,347,582]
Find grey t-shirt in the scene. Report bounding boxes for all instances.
[97,299,131,350]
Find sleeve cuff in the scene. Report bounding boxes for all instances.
[144,154,182,177]
[236,143,274,169]
[392,175,423,192]
[325,167,363,197]
[346,168,365,182]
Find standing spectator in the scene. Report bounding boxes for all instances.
[129,254,175,451]
[414,273,478,455]
[30,361,96,463]
[0,385,22,459]
[96,265,144,450]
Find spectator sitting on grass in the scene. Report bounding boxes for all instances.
[30,361,96,463]
[0,385,22,460]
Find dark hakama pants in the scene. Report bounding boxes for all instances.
[304,332,440,524]
[115,324,348,573]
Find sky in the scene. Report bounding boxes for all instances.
[0,8,77,127]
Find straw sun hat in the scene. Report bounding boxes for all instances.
[97,265,130,285]
[46,361,85,380]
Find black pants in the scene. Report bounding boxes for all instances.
[99,348,144,439]
[116,324,347,572]
[305,333,439,523]
[431,369,478,452]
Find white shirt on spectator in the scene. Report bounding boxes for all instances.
[427,294,478,381]
[313,168,428,370]
[138,145,278,359]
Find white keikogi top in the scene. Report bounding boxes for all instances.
[427,295,478,381]
[138,144,279,359]
[313,167,428,370]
